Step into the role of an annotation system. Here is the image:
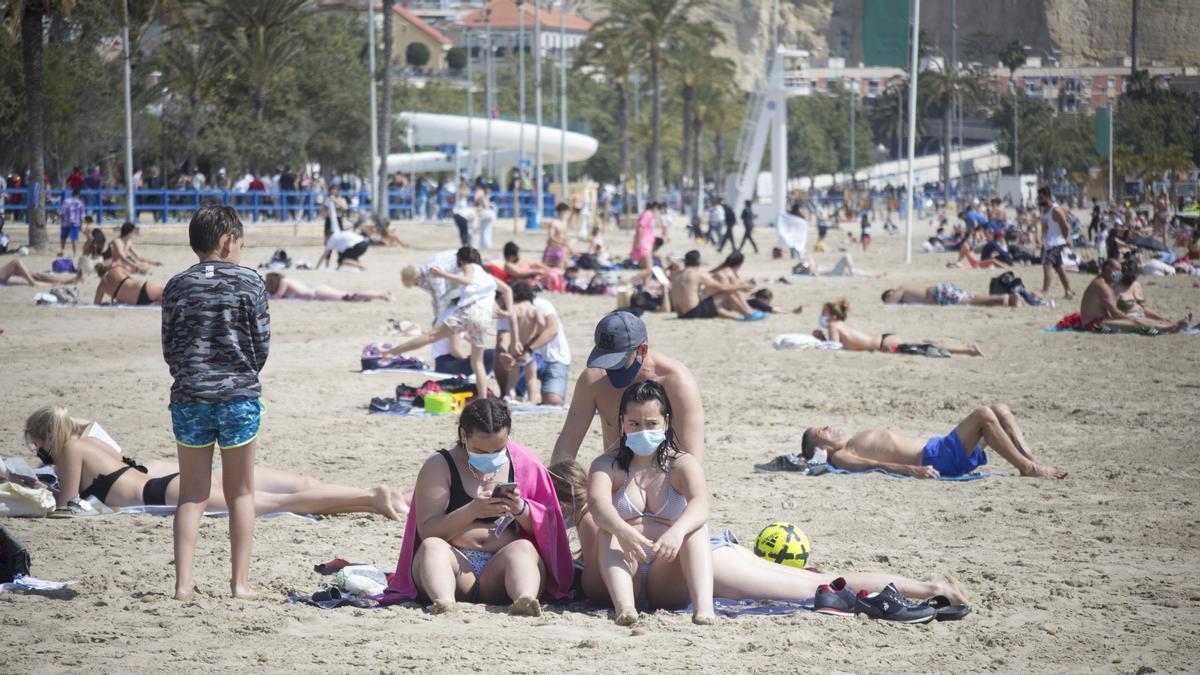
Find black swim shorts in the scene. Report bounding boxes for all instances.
[680,296,719,320]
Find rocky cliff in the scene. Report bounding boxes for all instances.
[574,0,1200,89]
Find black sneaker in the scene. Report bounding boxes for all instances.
[753,454,807,473]
[855,584,936,624]
[814,577,857,617]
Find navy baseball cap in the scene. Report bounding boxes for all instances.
[587,311,648,369]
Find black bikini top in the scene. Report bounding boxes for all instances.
[78,457,148,504]
[437,449,513,524]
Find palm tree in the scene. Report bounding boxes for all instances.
[604,0,709,202]
[157,38,224,173]
[205,0,312,122]
[671,24,730,212]
[998,40,1027,174]
[574,28,638,214]
[922,64,981,203]
[4,0,75,249]
[690,77,734,210]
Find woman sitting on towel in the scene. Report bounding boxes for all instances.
[265,272,392,302]
[24,405,407,519]
[93,263,165,305]
[379,398,573,616]
[547,384,968,625]
[813,298,984,357]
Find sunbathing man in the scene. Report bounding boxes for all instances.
[1079,258,1188,334]
[881,283,1017,307]
[801,405,1067,480]
[813,298,983,356]
[668,250,764,320]
[550,311,704,464]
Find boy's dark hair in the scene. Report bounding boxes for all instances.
[456,398,512,446]
[556,202,570,214]
[752,288,772,301]
[120,221,136,237]
[653,237,664,250]
[800,427,816,460]
[1037,186,1052,198]
[683,250,701,267]
[511,280,536,302]
[503,241,520,259]
[881,289,894,303]
[456,246,482,267]
[188,205,242,254]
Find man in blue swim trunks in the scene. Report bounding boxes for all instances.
[799,405,1067,479]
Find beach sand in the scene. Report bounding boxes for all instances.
[2,213,1198,672]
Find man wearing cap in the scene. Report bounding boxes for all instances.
[550,311,704,464]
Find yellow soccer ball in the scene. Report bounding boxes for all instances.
[753,521,811,568]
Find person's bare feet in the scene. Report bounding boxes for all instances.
[792,304,804,314]
[967,344,985,357]
[431,598,456,614]
[508,596,542,617]
[383,291,394,302]
[174,586,197,601]
[231,585,264,600]
[1022,463,1068,480]
[614,609,639,626]
[933,576,969,605]
[692,610,717,625]
[371,485,403,521]
[1063,291,1076,300]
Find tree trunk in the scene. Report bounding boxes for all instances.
[254,89,265,123]
[649,43,662,202]
[713,127,724,200]
[21,2,47,249]
[943,92,952,205]
[616,82,631,216]
[691,113,703,217]
[377,0,395,226]
[681,82,693,192]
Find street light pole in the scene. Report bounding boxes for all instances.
[849,80,857,187]
[367,0,381,221]
[121,0,135,222]
[485,9,494,180]
[516,0,527,231]
[534,0,543,226]
[559,0,568,199]
[466,31,474,174]
[904,0,920,264]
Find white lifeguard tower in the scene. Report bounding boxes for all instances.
[728,47,809,232]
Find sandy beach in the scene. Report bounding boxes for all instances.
[3,213,1198,673]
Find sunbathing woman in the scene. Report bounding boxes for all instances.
[0,258,81,286]
[813,298,984,356]
[94,263,164,305]
[554,382,967,625]
[265,271,393,302]
[24,404,406,519]
[381,398,573,615]
[946,242,1008,269]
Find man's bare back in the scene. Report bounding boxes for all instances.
[669,268,706,315]
[1079,276,1118,324]
[508,301,546,352]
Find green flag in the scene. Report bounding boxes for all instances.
[1095,107,1111,157]
[863,0,910,68]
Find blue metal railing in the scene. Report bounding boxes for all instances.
[0,187,557,225]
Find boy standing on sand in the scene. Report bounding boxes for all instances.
[161,204,271,600]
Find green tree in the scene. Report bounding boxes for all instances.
[574,27,638,212]
[670,21,726,191]
[921,64,983,201]
[205,0,311,122]
[998,40,1027,175]
[405,41,429,68]
[603,0,709,202]
[446,46,466,71]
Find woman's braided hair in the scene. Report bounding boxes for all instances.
[455,397,512,448]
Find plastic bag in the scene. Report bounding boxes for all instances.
[0,483,55,517]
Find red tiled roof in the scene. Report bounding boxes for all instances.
[394,3,453,46]
[461,0,591,32]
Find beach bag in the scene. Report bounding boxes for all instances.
[988,272,1025,296]
[51,258,76,274]
[0,525,32,582]
[0,481,55,517]
[360,342,425,372]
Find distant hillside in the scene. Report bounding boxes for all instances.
[574,0,1200,89]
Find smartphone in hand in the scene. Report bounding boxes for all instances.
[491,482,518,499]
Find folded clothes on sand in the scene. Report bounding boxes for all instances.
[369,403,567,418]
[773,334,843,350]
[754,454,993,480]
[0,574,77,593]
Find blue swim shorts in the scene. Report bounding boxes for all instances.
[60,224,80,242]
[169,398,263,449]
[539,360,570,400]
[921,430,988,477]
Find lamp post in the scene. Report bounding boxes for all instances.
[516,0,527,231]
[485,8,495,180]
[904,0,920,264]
[121,0,135,222]
[533,0,543,226]
[558,0,568,197]
[466,31,474,173]
[367,0,380,222]
[849,79,857,188]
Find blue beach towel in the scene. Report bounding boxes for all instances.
[675,597,815,618]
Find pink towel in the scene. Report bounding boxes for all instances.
[377,440,573,604]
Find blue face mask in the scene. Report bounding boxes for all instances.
[624,429,666,457]
[467,448,508,474]
[818,314,829,329]
[606,352,643,389]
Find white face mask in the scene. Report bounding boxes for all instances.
[1108,271,1121,284]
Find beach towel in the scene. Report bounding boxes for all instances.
[676,597,815,618]
[819,465,993,481]
[361,343,427,372]
[377,440,573,604]
[38,300,160,311]
[369,403,567,418]
[772,334,843,351]
[776,212,808,254]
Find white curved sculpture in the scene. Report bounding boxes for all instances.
[385,112,598,174]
